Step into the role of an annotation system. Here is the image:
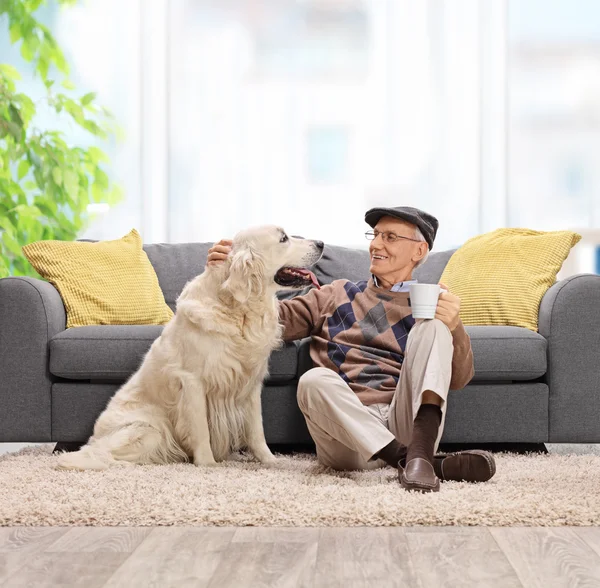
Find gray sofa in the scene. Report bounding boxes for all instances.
[1,241,600,447]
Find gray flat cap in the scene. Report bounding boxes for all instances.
[364,206,439,250]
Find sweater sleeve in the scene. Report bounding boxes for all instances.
[278,283,336,342]
[449,319,475,390]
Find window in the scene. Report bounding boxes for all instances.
[167,0,482,249]
[307,127,349,183]
[509,0,600,230]
[10,0,598,259]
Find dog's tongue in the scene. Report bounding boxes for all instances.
[297,268,321,290]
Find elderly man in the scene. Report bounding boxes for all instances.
[207,206,495,492]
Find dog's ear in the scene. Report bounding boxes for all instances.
[222,246,266,304]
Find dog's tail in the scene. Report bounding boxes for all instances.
[55,422,188,471]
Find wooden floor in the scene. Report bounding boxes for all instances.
[1,527,600,587]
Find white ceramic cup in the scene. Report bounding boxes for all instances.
[408,284,447,319]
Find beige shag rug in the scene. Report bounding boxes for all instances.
[1,445,599,527]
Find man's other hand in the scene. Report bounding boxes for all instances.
[435,282,461,332]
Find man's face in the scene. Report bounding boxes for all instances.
[368,217,426,278]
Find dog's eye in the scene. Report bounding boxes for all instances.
[280,234,289,243]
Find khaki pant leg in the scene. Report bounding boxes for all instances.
[388,318,453,453]
[297,367,395,471]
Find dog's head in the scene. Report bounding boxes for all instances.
[222,225,324,304]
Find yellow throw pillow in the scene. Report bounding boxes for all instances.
[440,228,582,331]
[23,229,174,328]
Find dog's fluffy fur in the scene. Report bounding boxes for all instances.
[56,226,322,470]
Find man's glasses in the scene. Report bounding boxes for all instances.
[365,230,421,244]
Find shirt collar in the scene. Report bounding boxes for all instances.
[372,275,418,292]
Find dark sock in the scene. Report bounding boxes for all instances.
[373,439,407,468]
[406,403,442,466]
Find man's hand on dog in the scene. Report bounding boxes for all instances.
[206,239,233,267]
[435,282,461,332]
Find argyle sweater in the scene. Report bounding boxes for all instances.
[279,278,475,406]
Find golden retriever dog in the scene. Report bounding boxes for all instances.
[56,225,323,470]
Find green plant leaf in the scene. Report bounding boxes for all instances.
[0,255,8,279]
[2,231,22,256]
[81,92,96,105]
[38,56,49,81]
[61,79,76,90]
[88,146,109,164]
[25,0,44,11]
[34,198,58,217]
[94,168,109,190]
[51,166,63,186]
[17,159,30,180]
[9,104,22,125]
[64,99,84,124]
[82,119,105,137]
[9,22,21,43]
[15,94,35,122]
[12,204,41,218]
[63,169,79,199]
[0,216,16,235]
[6,121,22,141]
[20,35,39,61]
[0,64,21,80]
[91,182,103,201]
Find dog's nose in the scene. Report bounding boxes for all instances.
[315,240,324,250]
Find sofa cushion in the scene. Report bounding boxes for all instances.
[440,228,581,331]
[49,323,546,386]
[463,325,546,382]
[24,229,173,328]
[49,326,299,383]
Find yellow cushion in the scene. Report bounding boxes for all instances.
[440,228,582,331]
[23,229,174,328]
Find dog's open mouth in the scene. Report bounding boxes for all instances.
[275,267,320,290]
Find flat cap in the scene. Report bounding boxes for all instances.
[365,206,439,250]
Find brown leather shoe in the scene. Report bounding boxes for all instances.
[399,458,440,492]
[433,450,496,482]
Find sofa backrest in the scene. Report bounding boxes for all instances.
[413,248,458,284]
[144,242,212,310]
[314,244,457,286]
[143,242,458,310]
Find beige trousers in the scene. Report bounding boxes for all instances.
[297,318,453,471]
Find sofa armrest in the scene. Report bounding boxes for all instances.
[0,277,66,441]
[538,273,600,442]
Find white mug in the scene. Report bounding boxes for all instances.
[408,284,447,319]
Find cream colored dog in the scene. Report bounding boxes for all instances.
[56,225,323,470]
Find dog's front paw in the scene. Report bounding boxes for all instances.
[194,459,218,467]
[255,451,277,465]
[193,453,217,467]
